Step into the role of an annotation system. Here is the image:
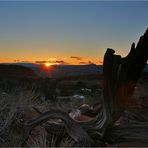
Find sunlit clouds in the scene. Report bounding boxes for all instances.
[35,56,103,65]
[70,56,82,60]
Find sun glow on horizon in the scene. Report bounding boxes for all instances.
[45,62,52,67]
[44,62,60,67]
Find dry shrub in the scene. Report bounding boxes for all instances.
[0,86,75,147]
[0,87,50,146]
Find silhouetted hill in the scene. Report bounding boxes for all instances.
[44,64,103,78]
[11,62,40,69]
[2,63,148,79]
[8,63,102,78]
[0,64,37,78]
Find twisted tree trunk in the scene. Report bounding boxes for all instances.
[102,29,148,124]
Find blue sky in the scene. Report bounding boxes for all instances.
[0,1,148,64]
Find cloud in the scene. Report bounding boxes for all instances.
[35,60,68,65]
[79,61,94,65]
[79,62,87,64]
[14,59,20,62]
[14,60,33,63]
[21,60,32,63]
[70,56,82,60]
[88,60,93,64]
[97,60,103,64]
[35,60,47,64]
[55,60,68,65]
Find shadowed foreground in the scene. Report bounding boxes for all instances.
[0,29,148,147]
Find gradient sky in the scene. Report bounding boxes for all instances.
[0,1,148,65]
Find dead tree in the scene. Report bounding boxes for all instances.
[1,29,148,147]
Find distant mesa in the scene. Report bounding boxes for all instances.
[40,64,103,78]
[0,64,37,78]
[1,62,148,79]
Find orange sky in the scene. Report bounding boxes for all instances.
[0,1,147,65]
[0,56,103,65]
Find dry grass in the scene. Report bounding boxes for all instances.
[0,87,49,146]
[0,86,76,147]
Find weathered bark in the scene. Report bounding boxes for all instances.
[103,28,148,122]
[99,28,148,145]
[18,110,94,147]
[106,122,148,144]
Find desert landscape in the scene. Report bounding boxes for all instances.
[0,29,148,147]
[0,1,148,147]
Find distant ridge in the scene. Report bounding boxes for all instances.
[9,62,40,68]
[44,64,103,78]
[1,62,148,78]
[0,64,37,78]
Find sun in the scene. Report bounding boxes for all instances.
[44,61,60,68]
[45,62,51,67]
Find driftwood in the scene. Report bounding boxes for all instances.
[1,29,148,147]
